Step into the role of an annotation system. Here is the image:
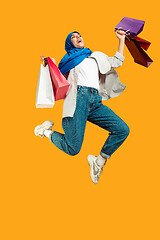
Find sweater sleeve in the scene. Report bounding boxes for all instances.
[107,51,125,68]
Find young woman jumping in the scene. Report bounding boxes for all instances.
[35,30,130,184]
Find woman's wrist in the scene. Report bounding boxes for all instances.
[119,38,125,43]
[117,38,125,55]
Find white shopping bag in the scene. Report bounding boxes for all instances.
[36,64,55,108]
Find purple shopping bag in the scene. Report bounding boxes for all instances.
[115,17,145,37]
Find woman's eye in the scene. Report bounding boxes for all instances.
[71,34,81,39]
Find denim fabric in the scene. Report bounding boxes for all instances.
[50,86,129,158]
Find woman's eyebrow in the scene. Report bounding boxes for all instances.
[72,33,81,37]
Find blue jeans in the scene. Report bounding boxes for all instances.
[50,86,129,158]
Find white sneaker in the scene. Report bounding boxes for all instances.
[88,155,103,184]
[34,120,54,138]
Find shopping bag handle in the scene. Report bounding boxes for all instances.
[114,27,131,37]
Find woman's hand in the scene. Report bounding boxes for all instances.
[40,55,48,66]
[115,28,125,55]
[116,29,126,40]
[40,55,56,65]
[40,55,45,62]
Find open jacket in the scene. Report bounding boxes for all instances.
[62,51,126,118]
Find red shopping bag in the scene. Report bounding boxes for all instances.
[130,36,151,51]
[125,37,153,67]
[47,57,70,101]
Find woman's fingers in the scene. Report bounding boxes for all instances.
[40,55,44,61]
[116,29,125,35]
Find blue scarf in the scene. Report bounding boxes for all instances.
[58,31,93,74]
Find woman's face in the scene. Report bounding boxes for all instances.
[71,32,84,49]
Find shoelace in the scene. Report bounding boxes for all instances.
[95,158,107,175]
[94,160,103,177]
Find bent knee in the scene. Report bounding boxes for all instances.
[69,147,81,156]
[123,124,130,138]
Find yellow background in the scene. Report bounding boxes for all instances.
[1,0,160,239]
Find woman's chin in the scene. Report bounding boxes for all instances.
[77,45,84,49]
